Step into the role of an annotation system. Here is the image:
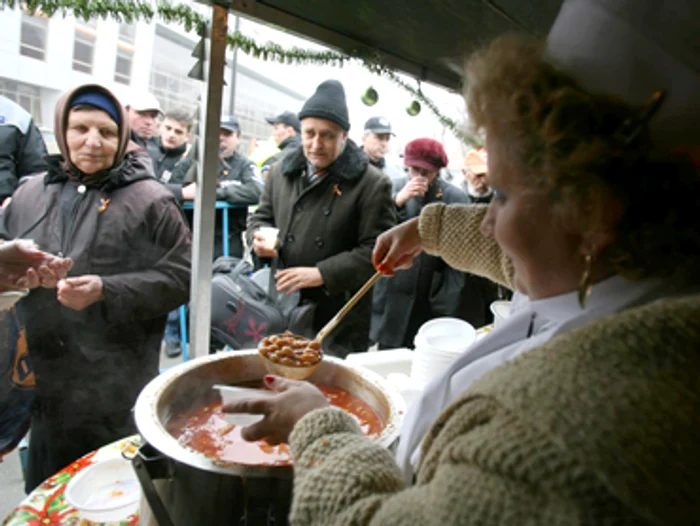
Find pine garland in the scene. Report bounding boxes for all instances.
[16,0,207,33]
[1,0,478,145]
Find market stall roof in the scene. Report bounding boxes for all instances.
[220,0,565,90]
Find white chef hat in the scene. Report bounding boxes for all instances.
[546,0,700,148]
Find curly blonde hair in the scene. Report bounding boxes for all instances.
[464,35,700,279]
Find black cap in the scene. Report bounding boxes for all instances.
[364,116,394,136]
[220,115,241,133]
[265,111,301,133]
[298,80,350,131]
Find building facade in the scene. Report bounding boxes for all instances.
[0,4,305,147]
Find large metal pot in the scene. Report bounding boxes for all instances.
[132,350,404,526]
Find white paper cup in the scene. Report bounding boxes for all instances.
[490,300,512,328]
[258,227,280,250]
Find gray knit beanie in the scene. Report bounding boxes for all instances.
[298,80,350,131]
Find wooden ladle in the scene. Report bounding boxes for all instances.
[259,270,384,380]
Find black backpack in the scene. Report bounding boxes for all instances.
[210,257,288,350]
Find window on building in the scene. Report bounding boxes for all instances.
[0,79,42,126]
[114,46,134,85]
[73,24,97,74]
[114,23,136,85]
[118,23,136,44]
[20,12,49,60]
[235,93,285,142]
[149,32,200,115]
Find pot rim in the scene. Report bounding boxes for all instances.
[134,350,405,478]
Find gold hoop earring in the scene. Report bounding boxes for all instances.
[578,254,593,309]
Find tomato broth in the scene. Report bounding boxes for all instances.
[167,384,383,466]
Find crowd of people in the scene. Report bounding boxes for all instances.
[1,0,697,521]
[0,72,501,489]
[117,78,499,357]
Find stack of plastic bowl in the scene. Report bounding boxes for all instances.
[410,318,476,388]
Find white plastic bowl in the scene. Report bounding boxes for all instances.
[64,457,140,522]
[411,318,476,387]
[415,317,476,354]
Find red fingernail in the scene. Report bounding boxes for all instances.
[264,375,275,385]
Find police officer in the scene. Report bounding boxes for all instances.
[215,116,261,258]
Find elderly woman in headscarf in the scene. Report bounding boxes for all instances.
[1,84,191,491]
[223,0,700,524]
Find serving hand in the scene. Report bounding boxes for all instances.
[222,375,329,445]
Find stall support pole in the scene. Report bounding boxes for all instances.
[189,4,228,359]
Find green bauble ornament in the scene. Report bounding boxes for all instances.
[406,100,421,116]
[361,86,378,106]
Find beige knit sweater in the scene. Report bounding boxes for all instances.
[289,203,700,525]
[419,203,514,288]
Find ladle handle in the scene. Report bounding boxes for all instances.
[316,270,383,345]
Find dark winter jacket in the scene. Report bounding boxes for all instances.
[1,85,191,467]
[0,96,48,201]
[146,137,193,201]
[248,140,396,357]
[215,151,260,257]
[216,150,260,205]
[129,130,153,150]
[371,177,497,348]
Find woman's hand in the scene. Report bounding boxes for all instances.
[37,257,73,288]
[372,217,423,275]
[223,375,329,445]
[57,275,104,310]
[0,239,73,291]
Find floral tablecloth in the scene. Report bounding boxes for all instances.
[3,436,140,526]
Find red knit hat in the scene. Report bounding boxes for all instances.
[404,138,449,171]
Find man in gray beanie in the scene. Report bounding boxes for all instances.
[248,79,396,357]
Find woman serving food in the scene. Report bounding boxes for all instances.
[224,0,700,523]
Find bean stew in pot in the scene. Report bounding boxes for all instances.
[167,384,383,466]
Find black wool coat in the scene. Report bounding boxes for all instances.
[248,140,396,357]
